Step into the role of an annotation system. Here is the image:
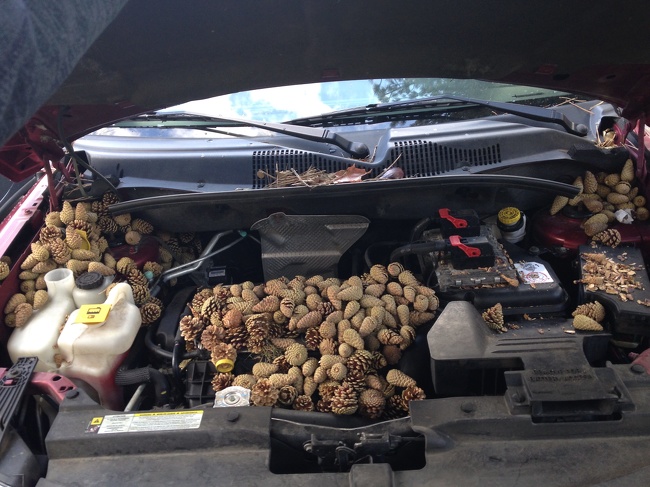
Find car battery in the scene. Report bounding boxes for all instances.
[438,208,480,238]
[427,226,568,315]
[577,244,650,339]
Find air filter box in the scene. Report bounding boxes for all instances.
[428,301,611,406]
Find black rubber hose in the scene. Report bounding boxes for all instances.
[145,321,200,361]
[410,217,434,242]
[115,367,170,406]
[389,241,447,263]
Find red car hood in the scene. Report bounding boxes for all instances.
[3,0,650,180]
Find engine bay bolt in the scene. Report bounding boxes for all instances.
[630,364,646,374]
[226,411,240,422]
[460,402,476,413]
[65,390,79,399]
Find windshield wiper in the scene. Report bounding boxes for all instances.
[114,112,370,158]
[287,95,589,136]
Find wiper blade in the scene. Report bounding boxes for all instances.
[288,95,588,136]
[115,112,370,158]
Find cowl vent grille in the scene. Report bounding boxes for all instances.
[252,150,362,189]
[391,140,501,177]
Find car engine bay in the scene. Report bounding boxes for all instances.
[2,114,650,485]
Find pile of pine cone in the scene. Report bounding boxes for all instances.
[549,160,648,241]
[1,192,193,328]
[181,263,437,418]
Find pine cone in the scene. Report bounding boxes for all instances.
[252,295,280,313]
[131,284,150,306]
[482,303,507,332]
[273,355,292,374]
[383,394,409,419]
[573,315,604,332]
[102,192,119,205]
[592,228,621,248]
[140,302,162,325]
[246,314,271,353]
[292,395,314,411]
[330,383,359,415]
[386,369,417,388]
[316,301,336,317]
[316,398,333,413]
[359,389,386,419]
[304,327,321,351]
[284,343,308,366]
[318,338,338,356]
[88,261,115,276]
[572,301,606,322]
[14,303,33,328]
[39,225,63,244]
[211,342,237,365]
[190,288,213,313]
[251,378,279,407]
[211,373,234,392]
[131,218,154,234]
[225,326,249,350]
[252,362,278,378]
[346,350,373,381]
[59,201,75,225]
[232,374,257,389]
[116,257,136,275]
[143,261,163,277]
[402,385,426,403]
[179,315,206,349]
[200,324,225,351]
[126,268,148,287]
[277,385,298,407]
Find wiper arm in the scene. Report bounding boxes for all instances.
[288,95,588,136]
[115,112,370,158]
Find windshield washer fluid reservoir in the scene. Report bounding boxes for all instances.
[57,283,141,410]
[7,268,76,372]
[72,271,113,306]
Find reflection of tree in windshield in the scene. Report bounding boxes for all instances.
[372,78,560,104]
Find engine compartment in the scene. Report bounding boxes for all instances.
[3,154,650,483]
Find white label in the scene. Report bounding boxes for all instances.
[88,411,203,434]
[514,262,554,284]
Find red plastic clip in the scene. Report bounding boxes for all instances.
[449,235,481,257]
[439,208,468,229]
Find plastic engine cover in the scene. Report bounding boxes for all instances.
[251,212,369,280]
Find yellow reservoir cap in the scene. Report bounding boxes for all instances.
[214,358,234,373]
[498,207,521,226]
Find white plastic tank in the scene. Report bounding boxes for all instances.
[72,271,113,307]
[7,268,76,372]
[57,283,142,410]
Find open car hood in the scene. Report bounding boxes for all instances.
[3,0,650,180]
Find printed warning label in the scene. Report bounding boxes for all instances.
[86,411,203,434]
[514,262,554,284]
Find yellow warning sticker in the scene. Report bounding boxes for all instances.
[85,411,203,434]
[76,304,112,324]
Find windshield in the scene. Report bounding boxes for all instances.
[91,78,578,137]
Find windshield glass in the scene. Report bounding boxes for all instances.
[90,78,580,137]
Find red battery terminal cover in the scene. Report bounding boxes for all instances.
[439,208,468,229]
[449,235,481,257]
